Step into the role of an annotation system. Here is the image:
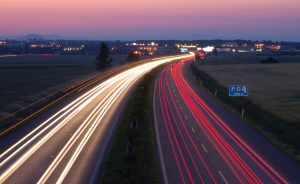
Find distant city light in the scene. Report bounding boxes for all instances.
[180,48,189,53]
[63,47,83,51]
[255,43,265,51]
[202,46,215,52]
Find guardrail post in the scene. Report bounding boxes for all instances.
[242,108,245,118]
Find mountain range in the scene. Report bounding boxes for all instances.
[0,34,67,40]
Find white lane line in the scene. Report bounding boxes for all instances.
[191,127,196,134]
[201,144,208,153]
[184,115,188,120]
[153,77,169,184]
[179,106,182,110]
[218,171,229,184]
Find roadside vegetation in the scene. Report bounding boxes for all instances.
[193,59,300,122]
[126,50,140,62]
[200,52,300,65]
[0,55,130,135]
[194,52,201,61]
[260,56,278,63]
[190,62,300,161]
[100,66,164,184]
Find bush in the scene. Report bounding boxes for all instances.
[127,51,140,62]
[194,52,201,61]
[260,57,278,64]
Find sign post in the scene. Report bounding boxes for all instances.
[229,84,249,117]
[229,85,249,97]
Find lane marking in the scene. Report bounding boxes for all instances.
[153,76,170,184]
[179,106,182,110]
[201,144,208,153]
[191,127,196,134]
[184,115,188,120]
[218,171,229,184]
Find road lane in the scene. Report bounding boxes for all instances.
[154,58,299,184]
[0,54,191,184]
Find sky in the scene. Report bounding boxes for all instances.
[1,0,300,41]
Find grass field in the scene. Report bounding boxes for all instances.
[192,54,300,160]
[0,55,127,118]
[194,61,300,122]
[203,52,300,65]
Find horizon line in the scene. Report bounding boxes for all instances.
[0,33,300,43]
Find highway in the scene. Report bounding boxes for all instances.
[0,55,191,184]
[153,58,300,184]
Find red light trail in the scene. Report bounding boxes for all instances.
[155,58,288,183]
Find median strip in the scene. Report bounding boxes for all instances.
[100,65,166,184]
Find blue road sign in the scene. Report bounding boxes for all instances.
[229,85,249,97]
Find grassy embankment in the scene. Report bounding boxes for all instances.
[100,66,164,184]
[0,56,98,132]
[190,61,300,161]
[0,55,124,118]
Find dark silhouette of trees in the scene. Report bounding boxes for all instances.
[194,52,201,61]
[24,42,30,54]
[96,42,113,69]
[261,57,278,64]
[127,51,140,62]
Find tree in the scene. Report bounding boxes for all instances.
[127,51,140,62]
[24,42,30,54]
[96,42,113,69]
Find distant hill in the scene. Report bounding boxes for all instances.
[0,34,66,40]
[19,34,44,40]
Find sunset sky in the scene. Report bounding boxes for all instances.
[1,0,300,41]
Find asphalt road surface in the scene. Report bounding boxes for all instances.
[153,58,300,184]
[0,54,191,184]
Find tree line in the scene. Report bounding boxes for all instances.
[96,42,140,70]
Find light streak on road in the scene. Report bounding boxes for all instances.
[154,58,289,184]
[0,54,191,184]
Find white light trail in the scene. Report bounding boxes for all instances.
[0,54,192,184]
